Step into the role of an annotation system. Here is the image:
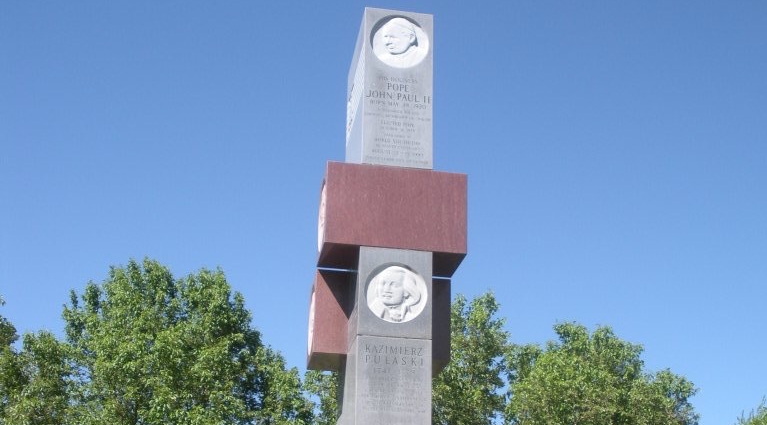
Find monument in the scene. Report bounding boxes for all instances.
[308,7,467,424]
[346,8,433,169]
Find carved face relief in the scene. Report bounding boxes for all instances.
[382,19,416,55]
[379,273,406,305]
[366,265,427,323]
[371,16,429,69]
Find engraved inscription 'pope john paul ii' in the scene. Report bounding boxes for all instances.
[366,265,427,323]
[371,17,429,69]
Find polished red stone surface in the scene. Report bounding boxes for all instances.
[318,161,467,277]
[306,270,351,371]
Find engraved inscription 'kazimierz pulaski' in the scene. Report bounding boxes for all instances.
[367,265,427,323]
[372,17,429,68]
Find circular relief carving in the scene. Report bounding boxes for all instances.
[317,182,327,252]
[371,16,429,69]
[366,265,427,323]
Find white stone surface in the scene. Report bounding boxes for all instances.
[372,17,429,69]
[345,7,433,169]
[366,265,427,323]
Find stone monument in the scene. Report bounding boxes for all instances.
[307,7,467,425]
[346,8,433,169]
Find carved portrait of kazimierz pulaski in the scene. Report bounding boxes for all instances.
[367,265,427,323]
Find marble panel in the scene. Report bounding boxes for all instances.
[346,8,434,169]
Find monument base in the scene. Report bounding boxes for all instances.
[338,335,432,425]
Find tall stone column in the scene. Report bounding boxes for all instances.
[307,8,467,425]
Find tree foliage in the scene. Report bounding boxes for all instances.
[737,399,767,425]
[60,258,312,424]
[0,296,17,348]
[4,332,73,424]
[1,259,313,424]
[303,370,338,425]
[0,295,21,421]
[433,292,511,425]
[506,322,699,425]
[1,297,74,424]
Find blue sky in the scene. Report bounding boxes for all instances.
[1,1,765,423]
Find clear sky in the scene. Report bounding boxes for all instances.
[1,1,765,424]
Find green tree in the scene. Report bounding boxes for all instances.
[0,295,22,421]
[303,370,338,425]
[3,332,73,424]
[433,292,511,425]
[1,296,74,424]
[506,322,698,425]
[0,296,16,349]
[62,258,312,424]
[737,399,767,425]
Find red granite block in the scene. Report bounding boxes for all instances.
[317,161,467,277]
[307,270,352,371]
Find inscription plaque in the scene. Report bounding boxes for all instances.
[346,8,433,169]
[340,335,431,424]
